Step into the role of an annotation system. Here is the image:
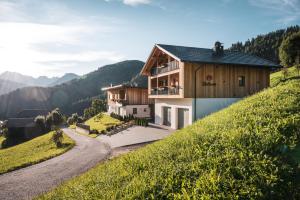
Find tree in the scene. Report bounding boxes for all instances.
[83,99,107,120]
[34,115,46,132]
[45,108,64,130]
[51,108,64,127]
[279,31,300,75]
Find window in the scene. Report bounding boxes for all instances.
[144,108,147,112]
[238,76,245,87]
[133,108,137,114]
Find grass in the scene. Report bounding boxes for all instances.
[0,136,5,149]
[38,78,300,199]
[270,66,300,87]
[85,113,121,132]
[0,131,75,175]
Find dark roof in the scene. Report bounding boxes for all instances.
[17,109,48,118]
[7,118,35,128]
[102,84,147,91]
[156,44,281,68]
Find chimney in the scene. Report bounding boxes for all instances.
[213,41,224,56]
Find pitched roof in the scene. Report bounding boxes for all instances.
[156,44,281,68]
[7,118,35,128]
[17,109,48,118]
[101,83,147,91]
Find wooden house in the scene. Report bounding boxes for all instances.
[102,84,154,118]
[140,42,281,129]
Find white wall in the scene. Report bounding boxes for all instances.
[124,105,151,118]
[108,104,151,118]
[193,98,242,120]
[155,98,193,129]
[154,98,242,129]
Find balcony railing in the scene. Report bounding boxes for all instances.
[110,99,129,105]
[151,61,179,76]
[150,86,180,95]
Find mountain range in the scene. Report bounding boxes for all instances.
[0,72,79,95]
[0,60,146,119]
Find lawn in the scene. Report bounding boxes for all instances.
[38,78,300,199]
[270,66,299,87]
[0,131,75,175]
[84,113,121,135]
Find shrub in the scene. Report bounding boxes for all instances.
[51,129,63,148]
[90,129,99,135]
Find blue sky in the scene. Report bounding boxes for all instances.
[0,0,299,77]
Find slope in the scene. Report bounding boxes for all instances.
[38,75,300,199]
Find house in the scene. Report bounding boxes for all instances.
[140,42,281,129]
[102,84,154,118]
[7,109,48,139]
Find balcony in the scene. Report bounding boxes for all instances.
[110,99,129,105]
[150,61,179,76]
[150,86,180,96]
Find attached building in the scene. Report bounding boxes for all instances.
[102,84,154,118]
[141,42,281,129]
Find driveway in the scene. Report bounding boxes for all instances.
[97,124,174,148]
[0,128,111,200]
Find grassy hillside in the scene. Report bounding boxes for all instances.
[271,66,299,87]
[39,79,300,199]
[0,60,145,119]
[0,132,74,175]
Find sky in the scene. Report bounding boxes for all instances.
[0,0,299,77]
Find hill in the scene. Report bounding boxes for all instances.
[0,79,27,96]
[229,25,300,63]
[49,73,80,86]
[0,60,145,119]
[38,72,300,199]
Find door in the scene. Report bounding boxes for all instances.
[163,107,171,126]
[178,108,189,129]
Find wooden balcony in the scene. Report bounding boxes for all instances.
[150,61,179,76]
[109,99,129,106]
[150,86,180,96]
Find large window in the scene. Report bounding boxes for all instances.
[238,76,245,87]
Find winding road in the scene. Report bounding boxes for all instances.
[0,128,111,200]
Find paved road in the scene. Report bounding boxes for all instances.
[97,124,173,148]
[0,128,111,200]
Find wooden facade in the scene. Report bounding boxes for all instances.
[142,46,271,99]
[107,87,153,105]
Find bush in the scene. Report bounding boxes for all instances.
[134,118,148,127]
[51,129,63,148]
[90,129,99,135]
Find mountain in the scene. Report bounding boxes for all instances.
[0,71,80,95]
[0,60,145,119]
[49,73,80,86]
[0,79,27,96]
[229,25,300,64]
[0,72,37,86]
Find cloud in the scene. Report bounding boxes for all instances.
[123,0,151,6]
[0,0,126,77]
[104,0,151,6]
[248,0,300,24]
